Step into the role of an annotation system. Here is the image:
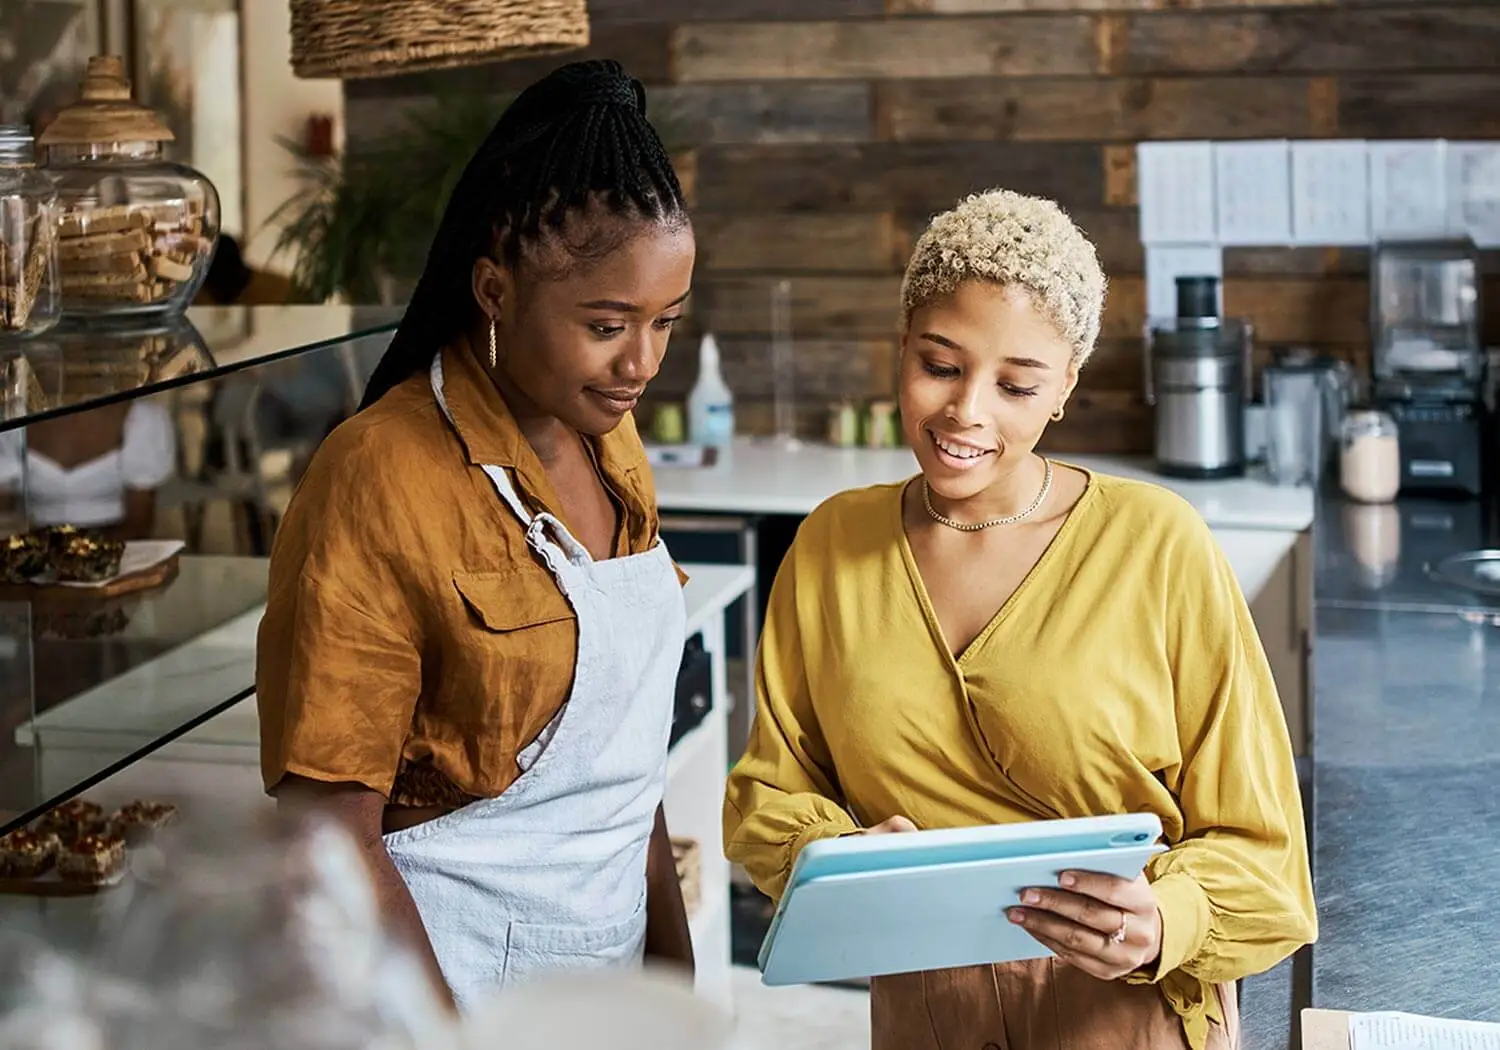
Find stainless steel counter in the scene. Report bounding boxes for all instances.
[1308,492,1500,1024]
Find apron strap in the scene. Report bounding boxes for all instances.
[430,353,591,567]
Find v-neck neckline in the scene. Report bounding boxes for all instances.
[895,462,1096,669]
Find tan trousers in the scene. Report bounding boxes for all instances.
[870,960,1240,1050]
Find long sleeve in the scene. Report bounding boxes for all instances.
[723,540,858,902]
[1136,521,1318,987]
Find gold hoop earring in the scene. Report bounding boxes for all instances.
[488,320,497,370]
[1051,405,1065,422]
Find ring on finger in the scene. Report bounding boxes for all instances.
[1108,913,1128,945]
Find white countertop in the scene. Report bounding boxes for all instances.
[19,562,756,753]
[1214,528,1300,605]
[653,439,1315,532]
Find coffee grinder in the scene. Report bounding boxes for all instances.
[1370,237,1486,497]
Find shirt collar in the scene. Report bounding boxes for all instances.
[436,338,644,487]
[438,337,525,468]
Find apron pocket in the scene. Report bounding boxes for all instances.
[501,896,648,989]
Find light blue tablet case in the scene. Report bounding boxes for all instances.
[757,813,1166,987]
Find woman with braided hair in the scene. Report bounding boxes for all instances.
[255,60,697,1009]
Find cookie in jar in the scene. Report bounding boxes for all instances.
[0,125,60,337]
[37,56,219,319]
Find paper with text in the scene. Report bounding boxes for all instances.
[1350,1012,1500,1050]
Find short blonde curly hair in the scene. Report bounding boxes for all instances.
[901,189,1107,365]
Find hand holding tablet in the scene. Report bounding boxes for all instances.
[1008,869,1164,980]
[858,812,1164,980]
[758,813,1167,987]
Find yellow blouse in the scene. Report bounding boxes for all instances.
[723,470,1317,1050]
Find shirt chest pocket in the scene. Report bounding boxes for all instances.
[449,568,579,725]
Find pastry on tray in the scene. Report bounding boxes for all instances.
[36,798,105,843]
[0,828,60,878]
[35,604,134,641]
[110,800,178,845]
[0,531,48,583]
[56,832,127,885]
[0,525,126,585]
[44,526,125,583]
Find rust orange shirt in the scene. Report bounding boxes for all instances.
[255,338,673,808]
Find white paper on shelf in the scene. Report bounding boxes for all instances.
[1145,245,1223,322]
[1349,1011,1500,1049]
[1446,141,1500,248]
[1138,141,1216,245]
[1369,141,1449,239]
[1213,140,1292,245]
[1292,140,1371,246]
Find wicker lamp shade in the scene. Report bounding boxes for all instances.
[290,0,591,80]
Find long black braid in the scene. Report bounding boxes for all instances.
[359,60,686,410]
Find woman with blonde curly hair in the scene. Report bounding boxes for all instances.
[723,189,1315,1049]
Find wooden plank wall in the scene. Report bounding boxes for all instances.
[345,0,1500,453]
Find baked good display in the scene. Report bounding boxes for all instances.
[34,603,134,642]
[0,526,126,585]
[110,800,178,845]
[54,203,206,307]
[37,58,220,317]
[0,828,60,878]
[56,832,127,885]
[0,796,171,893]
[0,348,55,416]
[0,215,55,334]
[0,531,48,583]
[36,797,105,842]
[46,526,125,583]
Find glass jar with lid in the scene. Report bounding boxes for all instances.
[0,125,61,338]
[37,55,219,319]
[1339,409,1401,504]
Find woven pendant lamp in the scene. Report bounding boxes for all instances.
[289,0,591,80]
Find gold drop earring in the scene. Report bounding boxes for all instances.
[488,319,497,370]
[1051,405,1065,422]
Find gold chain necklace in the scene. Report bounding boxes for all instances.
[922,458,1054,532]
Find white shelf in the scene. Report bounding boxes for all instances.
[682,563,756,636]
[667,714,720,784]
[663,596,741,1014]
[689,873,730,948]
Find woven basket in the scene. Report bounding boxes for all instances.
[670,837,702,917]
[290,0,590,80]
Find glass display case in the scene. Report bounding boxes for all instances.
[0,304,401,835]
[37,57,222,319]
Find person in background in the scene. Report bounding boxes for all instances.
[194,234,294,306]
[255,61,697,1010]
[0,399,176,541]
[724,189,1316,1050]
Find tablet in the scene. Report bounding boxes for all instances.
[758,812,1166,987]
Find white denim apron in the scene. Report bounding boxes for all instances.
[382,355,686,1011]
